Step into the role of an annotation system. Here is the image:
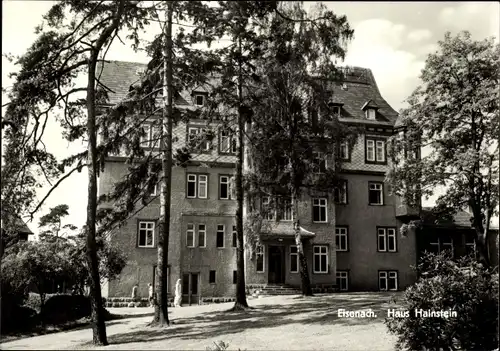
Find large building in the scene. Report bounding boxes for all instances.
[98,61,479,302]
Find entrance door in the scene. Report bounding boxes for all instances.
[268,246,285,284]
[182,272,199,305]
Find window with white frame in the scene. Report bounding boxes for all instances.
[232,225,237,248]
[334,180,347,204]
[376,140,385,162]
[340,141,349,160]
[313,245,328,273]
[278,197,293,221]
[369,182,384,205]
[366,108,376,120]
[219,175,233,200]
[336,271,349,291]
[366,138,386,163]
[187,127,211,151]
[335,227,348,251]
[290,246,299,273]
[377,227,397,252]
[312,152,327,174]
[138,221,155,247]
[186,174,208,199]
[216,224,225,248]
[186,223,195,247]
[198,224,206,247]
[312,198,328,223]
[262,196,274,220]
[194,94,205,106]
[256,245,264,272]
[379,271,398,291]
[220,130,237,154]
[429,236,454,256]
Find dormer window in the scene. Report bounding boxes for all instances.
[366,108,376,120]
[327,102,343,119]
[194,94,205,106]
[361,100,379,121]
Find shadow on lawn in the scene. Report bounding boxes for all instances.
[105,293,400,346]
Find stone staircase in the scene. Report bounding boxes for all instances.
[246,284,303,296]
[105,296,174,308]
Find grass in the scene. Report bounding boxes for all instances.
[1,292,402,350]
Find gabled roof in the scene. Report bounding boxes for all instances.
[96,61,399,127]
[0,211,33,235]
[361,99,379,111]
[421,207,499,230]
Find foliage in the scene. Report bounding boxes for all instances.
[385,252,499,351]
[42,294,91,325]
[387,31,499,265]
[38,204,77,239]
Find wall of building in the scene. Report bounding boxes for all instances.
[335,172,417,291]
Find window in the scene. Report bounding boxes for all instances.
[379,271,398,291]
[334,180,347,204]
[140,125,151,148]
[209,270,216,284]
[194,94,205,106]
[376,140,385,162]
[465,234,476,256]
[186,174,208,199]
[233,270,237,284]
[220,130,237,154]
[366,139,375,161]
[151,124,161,149]
[187,127,211,151]
[313,245,328,273]
[232,226,237,248]
[262,196,274,220]
[366,108,376,120]
[149,183,158,196]
[369,182,384,205]
[332,105,341,117]
[278,197,293,221]
[429,236,454,256]
[138,221,155,247]
[186,223,195,247]
[335,227,348,251]
[216,224,225,248]
[313,152,327,174]
[312,198,327,223]
[336,271,349,291]
[256,245,264,272]
[340,141,349,160]
[377,228,397,252]
[198,224,206,247]
[219,175,233,200]
[290,246,299,273]
[366,138,386,163]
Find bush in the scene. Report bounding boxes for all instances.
[385,252,498,351]
[41,294,91,325]
[1,277,30,333]
[24,293,42,313]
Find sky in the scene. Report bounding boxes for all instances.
[2,1,499,235]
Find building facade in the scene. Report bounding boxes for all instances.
[98,61,419,300]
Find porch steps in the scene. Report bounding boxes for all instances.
[247,284,303,296]
[104,296,174,308]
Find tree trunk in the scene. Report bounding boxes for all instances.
[292,190,313,296]
[86,59,108,344]
[153,1,173,326]
[470,204,491,267]
[233,36,249,310]
[84,1,125,344]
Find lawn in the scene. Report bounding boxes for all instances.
[1,293,401,350]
